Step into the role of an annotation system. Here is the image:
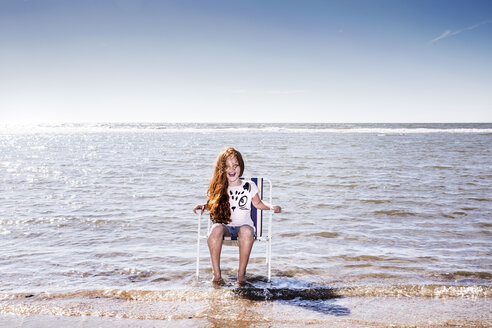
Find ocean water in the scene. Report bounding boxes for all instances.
[0,123,491,325]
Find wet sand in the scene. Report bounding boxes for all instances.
[1,294,490,327]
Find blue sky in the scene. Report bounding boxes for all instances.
[1,0,491,123]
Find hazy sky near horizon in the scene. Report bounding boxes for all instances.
[1,0,491,123]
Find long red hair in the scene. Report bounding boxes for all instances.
[207,147,245,224]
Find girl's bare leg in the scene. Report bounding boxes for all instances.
[207,224,228,282]
[237,225,254,284]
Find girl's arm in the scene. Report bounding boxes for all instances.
[193,203,208,214]
[251,194,282,213]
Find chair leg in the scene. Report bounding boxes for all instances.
[267,240,271,282]
[196,213,202,280]
[265,241,268,264]
[196,237,201,279]
[196,242,199,279]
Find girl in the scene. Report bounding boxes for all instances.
[194,147,281,284]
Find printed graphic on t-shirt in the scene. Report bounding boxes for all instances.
[229,182,251,212]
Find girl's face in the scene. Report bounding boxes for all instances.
[225,156,241,186]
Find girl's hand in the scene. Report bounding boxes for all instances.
[194,204,206,214]
[272,205,281,213]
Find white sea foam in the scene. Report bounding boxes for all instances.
[1,123,492,134]
[1,284,489,303]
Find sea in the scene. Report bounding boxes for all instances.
[0,123,491,327]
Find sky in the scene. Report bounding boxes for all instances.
[1,0,491,123]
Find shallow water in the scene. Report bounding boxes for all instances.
[0,123,491,324]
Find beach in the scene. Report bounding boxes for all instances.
[0,290,490,327]
[1,123,491,327]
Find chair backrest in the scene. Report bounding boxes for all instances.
[247,177,264,238]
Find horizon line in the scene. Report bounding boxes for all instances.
[2,121,491,125]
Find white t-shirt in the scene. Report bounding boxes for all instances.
[227,179,259,230]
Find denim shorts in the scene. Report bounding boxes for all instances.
[225,225,256,240]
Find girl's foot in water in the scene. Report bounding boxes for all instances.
[212,274,225,286]
[237,274,247,285]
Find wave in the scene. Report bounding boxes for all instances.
[1,285,489,322]
[439,271,492,281]
[1,123,492,134]
[0,216,122,227]
[360,199,392,204]
[338,284,491,298]
[1,284,490,302]
[372,210,418,217]
[237,284,491,299]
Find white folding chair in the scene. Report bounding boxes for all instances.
[196,177,273,282]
